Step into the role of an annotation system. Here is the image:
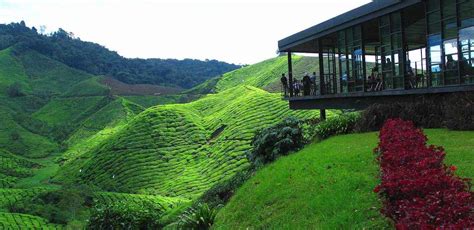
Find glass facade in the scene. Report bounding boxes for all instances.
[380,13,404,89]
[285,0,474,98]
[459,0,474,84]
[427,0,474,86]
[336,26,364,94]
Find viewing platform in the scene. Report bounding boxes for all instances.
[278,0,474,110]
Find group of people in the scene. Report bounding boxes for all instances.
[281,56,474,97]
[281,72,317,96]
[366,67,384,92]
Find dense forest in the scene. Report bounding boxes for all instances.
[0,21,241,89]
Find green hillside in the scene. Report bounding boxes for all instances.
[214,129,474,229]
[0,46,331,228]
[0,150,42,188]
[215,55,319,93]
[0,44,330,228]
[57,86,320,202]
[0,48,31,94]
[0,106,58,158]
[0,46,192,227]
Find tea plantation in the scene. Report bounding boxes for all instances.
[0,44,331,228]
[60,86,321,199]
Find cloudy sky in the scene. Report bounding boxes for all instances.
[0,0,371,64]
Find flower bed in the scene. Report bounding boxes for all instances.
[374,119,474,228]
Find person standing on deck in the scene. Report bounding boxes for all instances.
[310,72,317,95]
[280,73,288,96]
[302,72,311,96]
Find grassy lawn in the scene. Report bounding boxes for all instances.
[425,129,474,179]
[214,129,474,229]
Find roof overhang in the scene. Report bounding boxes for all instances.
[278,0,423,53]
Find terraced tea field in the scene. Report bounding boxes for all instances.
[215,55,319,93]
[95,192,190,213]
[0,188,47,210]
[60,86,322,202]
[0,212,63,229]
[0,46,329,228]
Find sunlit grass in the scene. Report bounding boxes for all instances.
[214,129,474,229]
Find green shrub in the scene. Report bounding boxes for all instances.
[354,92,474,132]
[177,203,219,230]
[355,101,443,132]
[444,92,474,130]
[311,113,360,140]
[88,201,163,229]
[247,117,305,166]
[8,185,94,225]
[6,82,25,97]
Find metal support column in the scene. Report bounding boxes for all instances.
[319,39,325,95]
[288,52,293,97]
[320,109,326,121]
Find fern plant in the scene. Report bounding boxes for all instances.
[177,203,219,230]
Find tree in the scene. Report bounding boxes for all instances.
[10,131,21,141]
[6,82,24,97]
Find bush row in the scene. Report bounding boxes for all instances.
[374,119,474,228]
[356,92,474,131]
[307,113,360,140]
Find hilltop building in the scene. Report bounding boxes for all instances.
[278,0,474,117]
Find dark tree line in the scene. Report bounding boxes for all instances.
[0,21,241,89]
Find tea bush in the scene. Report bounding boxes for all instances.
[88,201,163,229]
[247,117,305,166]
[311,113,360,140]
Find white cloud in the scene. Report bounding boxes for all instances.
[0,0,371,64]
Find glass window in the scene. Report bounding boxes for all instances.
[391,13,401,32]
[444,39,459,85]
[428,34,443,86]
[443,18,457,39]
[459,26,474,84]
[459,1,474,28]
[444,39,459,60]
[346,28,353,42]
[381,15,390,26]
[381,35,390,46]
[427,0,440,12]
[442,0,456,18]
[393,51,400,75]
[380,26,390,36]
[392,33,402,49]
[353,26,361,40]
[429,34,442,72]
[429,22,442,34]
[428,11,441,24]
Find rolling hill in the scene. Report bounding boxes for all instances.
[57,86,320,198]
[0,44,214,227]
[0,40,328,228]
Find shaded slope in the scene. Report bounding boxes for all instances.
[0,106,58,158]
[16,49,100,96]
[214,130,474,229]
[0,150,41,188]
[59,86,320,199]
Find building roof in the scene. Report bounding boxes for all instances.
[278,0,422,52]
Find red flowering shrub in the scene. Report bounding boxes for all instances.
[374,119,474,229]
